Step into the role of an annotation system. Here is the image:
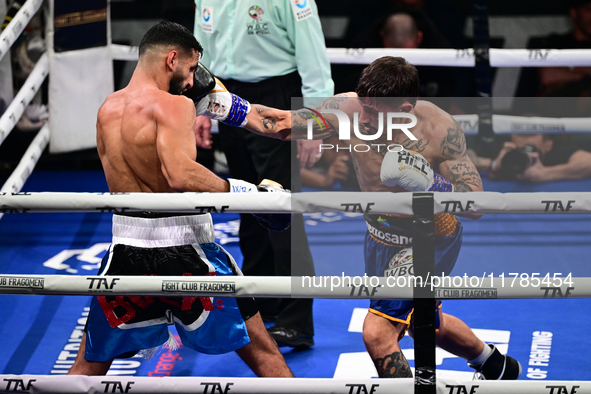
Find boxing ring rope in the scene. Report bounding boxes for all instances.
[0,0,43,63]
[0,191,588,300]
[111,44,591,67]
[0,0,49,211]
[0,273,583,299]
[1,191,590,214]
[0,374,588,394]
[453,114,591,135]
[0,52,48,147]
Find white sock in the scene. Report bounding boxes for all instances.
[468,343,493,365]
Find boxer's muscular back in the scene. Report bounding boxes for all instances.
[97,87,191,193]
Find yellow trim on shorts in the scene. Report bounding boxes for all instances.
[369,308,413,326]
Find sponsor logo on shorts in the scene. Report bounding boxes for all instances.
[366,222,411,246]
[162,280,236,293]
[0,276,44,289]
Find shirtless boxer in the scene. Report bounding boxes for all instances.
[67,20,292,377]
[253,56,521,380]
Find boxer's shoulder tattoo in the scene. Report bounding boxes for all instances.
[441,123,466,158]
[400,137,429,153]
[373,351,412,378]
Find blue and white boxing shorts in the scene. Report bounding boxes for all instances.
[84,213,257,362]
[364,213,462,336]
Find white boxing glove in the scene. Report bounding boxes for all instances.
[227,179,291,231]
[195,78,251,127]
[380,150,453,192]
[227,178,290,193]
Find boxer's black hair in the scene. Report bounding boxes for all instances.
[139,20,203,58]
[356,56,419,106]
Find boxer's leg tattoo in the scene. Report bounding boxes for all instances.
[373,351,413,378]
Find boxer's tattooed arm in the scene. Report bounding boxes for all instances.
[441,124,465,157]
[438,121,483,193]
[400,137,430,153]
[448,162,482,192]
[253,105,278,130]
[262,118,276,130]
[373,351,413,378]
[291,96,347,139]
[248,104,291,139]
[254,104,272,114]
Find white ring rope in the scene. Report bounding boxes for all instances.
[0,191,590,215]
[0,52,48,147]
[326,47,591,67]
[111,44,591,134]
[453,114,591,135]
[0,274,585,299]
[0,0,43,63]
[0,374,587,394]
[111,45,591,67]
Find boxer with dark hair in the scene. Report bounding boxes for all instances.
[256,56,521,380]
[67,20,292,377]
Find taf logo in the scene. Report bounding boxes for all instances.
[345,383,379,394]
[295,0,307,8]
[446,385,479,394]
[87,277,120,290]
[3,379,36,392]
[546,386,580,394]
[201,382,234,394]
[202,8,211,22]
[101,381,135,393]
[248,5,264,20]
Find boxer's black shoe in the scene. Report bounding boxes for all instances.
[267,326,314,348]
[469,344,522,380]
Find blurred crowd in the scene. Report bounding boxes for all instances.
[2,0,591,185]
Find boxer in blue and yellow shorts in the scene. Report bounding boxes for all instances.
[364,213,462,339]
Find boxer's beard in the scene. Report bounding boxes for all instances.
[169,70,188,95]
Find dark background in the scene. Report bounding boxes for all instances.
[0,0,579,179]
